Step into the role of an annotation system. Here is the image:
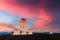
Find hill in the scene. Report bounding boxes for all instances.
[0,34,60,40]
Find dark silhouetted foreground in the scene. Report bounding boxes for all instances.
[0,34,60,40]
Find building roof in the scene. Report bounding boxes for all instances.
[14,29,20,30]
[21,18,26,21]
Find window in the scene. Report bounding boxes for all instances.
[26,32,29,34]
[20,30,22,34]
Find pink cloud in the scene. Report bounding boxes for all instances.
[0,0,59,32]
[0,24,13,32]
[0,0,36,19]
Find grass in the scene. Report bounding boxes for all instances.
[0,34,60,40]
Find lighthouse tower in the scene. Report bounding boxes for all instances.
[20,18,32,35]
[20,18,28,35]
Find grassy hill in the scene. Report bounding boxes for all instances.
[0,34,60,40]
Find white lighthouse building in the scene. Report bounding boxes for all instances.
[13,18,32,35]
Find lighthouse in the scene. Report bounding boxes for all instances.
[13,18,32,35]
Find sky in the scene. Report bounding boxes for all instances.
[0,0,60,32]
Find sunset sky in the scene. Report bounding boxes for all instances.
[0,0,60,32]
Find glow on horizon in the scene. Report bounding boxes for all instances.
[0,24,13,32]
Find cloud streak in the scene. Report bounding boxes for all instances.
[0,24,13,32]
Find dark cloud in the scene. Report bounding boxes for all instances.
[46,8,60,28]
[46,0,60,8]
[16,0,42,6]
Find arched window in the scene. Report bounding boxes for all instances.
[20,30,22,34]
[26,32,29,34]
[12,31,14,34]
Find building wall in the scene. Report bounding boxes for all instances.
[13,29,20,35]
[28,29,32,34]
